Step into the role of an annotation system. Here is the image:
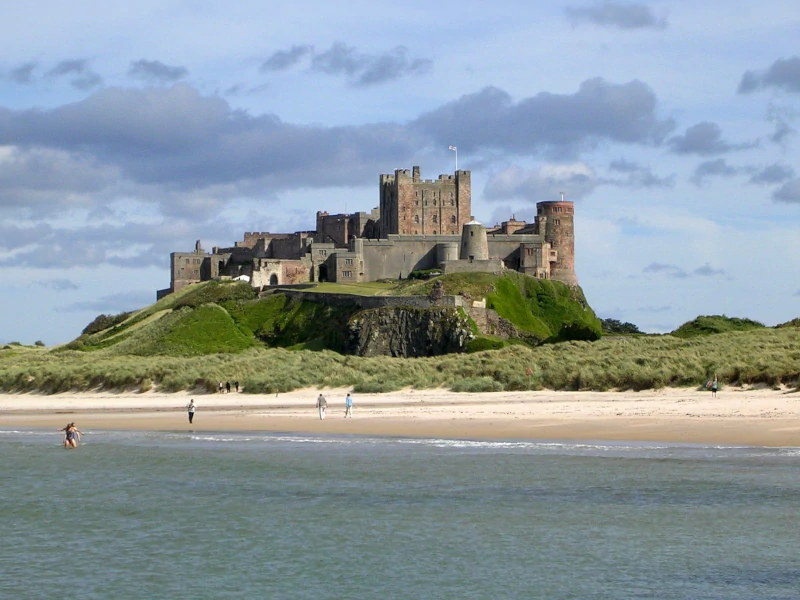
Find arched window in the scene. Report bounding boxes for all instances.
[414,215,419,224]
[450,215,456,224]
[432,215,437,224]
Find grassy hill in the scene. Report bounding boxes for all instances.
[60,273,601,356]
[671,315,766,338]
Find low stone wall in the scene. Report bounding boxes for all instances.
[264,288,464,310]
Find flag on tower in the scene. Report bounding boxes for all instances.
[448,146,456,150]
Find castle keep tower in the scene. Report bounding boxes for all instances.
[536,199,577,286]
[378,166,471,237]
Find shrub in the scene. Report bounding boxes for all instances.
[82,312,132,335]
[466,336,506,353]
[600,318,643,334]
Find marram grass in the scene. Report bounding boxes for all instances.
[2,327,799,394]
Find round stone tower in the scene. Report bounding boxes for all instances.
[460,219,489,261]
[437,241,459,264]
[537,200,577,285]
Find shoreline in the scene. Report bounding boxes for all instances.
[2,387,799,447]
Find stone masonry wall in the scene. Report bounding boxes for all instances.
[265,289,463,310]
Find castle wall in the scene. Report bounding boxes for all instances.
[441,259,504,275]
[252,259,311,287]
[270,235,310,259]
[487,234,547,272]
[271,289,464,310]
[358,235,458,280]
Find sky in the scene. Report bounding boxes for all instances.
[1,0,799,345]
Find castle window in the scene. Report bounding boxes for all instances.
[553,219,560,225]
[414,215,419,224]
[433,200,437,206]
[470,231,474,237]
[451,199,455,206]
[342,271,353,278]
[414,231,418,235]
[450,215,456,224]
[318,249,327,256]
[433,230,437,234]
[432,215,437,224]
[424,200,428,206]
[415,200,419,206]
[345,258,353,265]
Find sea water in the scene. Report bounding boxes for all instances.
[1,429,798,599]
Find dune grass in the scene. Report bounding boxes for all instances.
[2,326,799,394]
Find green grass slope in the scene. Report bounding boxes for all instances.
[671,315,766,338]
[398,271,602,345]
[61,273,601,357]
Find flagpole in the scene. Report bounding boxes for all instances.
[448,145,458,171]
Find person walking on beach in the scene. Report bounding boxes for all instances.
[225,381,231,394]
[316,394,327,420]
[218,381,224,394]
[186,399,196,424]
[234,381,239,393]
[344,393,353,418]
[711,376,718,398]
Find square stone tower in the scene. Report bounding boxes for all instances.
[378,166,471,237]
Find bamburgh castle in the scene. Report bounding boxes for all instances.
[157,166,577,299]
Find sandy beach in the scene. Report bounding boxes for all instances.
[1,386,799,446]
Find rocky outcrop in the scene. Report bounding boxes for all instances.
[344,306,474,357]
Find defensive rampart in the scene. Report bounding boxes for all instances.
[264,288,464,310]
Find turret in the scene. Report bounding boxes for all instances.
[536,198,577,285]
[460,219,489,261]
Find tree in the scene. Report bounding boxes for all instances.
[600,318,642,335]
